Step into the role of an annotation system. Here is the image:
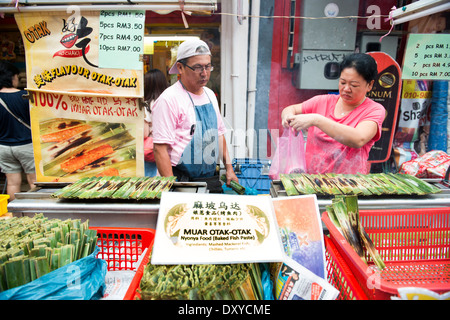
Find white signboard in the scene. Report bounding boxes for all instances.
[151,192,284,265]
[402,33,450,80]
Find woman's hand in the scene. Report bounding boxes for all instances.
[285,114,319,132]
[281,103,302,128]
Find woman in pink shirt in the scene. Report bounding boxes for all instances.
[281,53,386,174]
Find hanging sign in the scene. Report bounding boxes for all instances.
[14,11,145,182]
[98,10,145,70]
[402,33,450,80]
[29,90,144,182]
[14,11,143,97]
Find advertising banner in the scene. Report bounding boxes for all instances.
[14,11,144,96]
[392,80,433,168]
[29,90,144,181]
[367,52,402,163]
[14,10,146,182]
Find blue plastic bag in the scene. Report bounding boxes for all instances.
[259,263,274,300]
[0,247,107,300]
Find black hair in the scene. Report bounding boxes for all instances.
[144,69,169,103]
[340,53,377,83]
[0,60,20,89]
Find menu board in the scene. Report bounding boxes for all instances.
[402,33,450,80]
[15,11,145,182]
[98,10,145,70]
[15,11,144,96]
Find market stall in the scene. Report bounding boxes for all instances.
[0,0,449,305]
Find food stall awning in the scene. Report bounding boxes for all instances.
[0,0,218,14]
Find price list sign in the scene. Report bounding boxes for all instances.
[98,10,145,70]
[402,33,450,80]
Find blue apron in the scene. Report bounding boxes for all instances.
[174,82,220,185]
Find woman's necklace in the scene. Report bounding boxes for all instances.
[339,97,366,116]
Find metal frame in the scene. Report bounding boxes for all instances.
[0,0,217,13]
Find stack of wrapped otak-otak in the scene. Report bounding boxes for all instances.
[0,214,97,292]
[138,260,264,300]
[52,176,176,200]
[280,172,441,196]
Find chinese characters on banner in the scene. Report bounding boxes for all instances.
[14,10,145,182]
[152,192,284,265]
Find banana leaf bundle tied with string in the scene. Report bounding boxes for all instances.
[0,214,97,292]
[280,172,441,196]
[326,195,385,270]
[52,175,176,200]
[138,261,264,300]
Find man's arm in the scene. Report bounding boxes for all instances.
[218,135,238,185]
[154,143,173,176]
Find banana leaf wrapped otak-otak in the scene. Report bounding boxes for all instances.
[51,176,176,200]
[138,261,264,300]
[325,195,385,270]
[280,173,441,196]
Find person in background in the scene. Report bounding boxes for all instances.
[152,39,238,193]
[281,53,386,174]
[143,69,169,177]
[0,61,36,201]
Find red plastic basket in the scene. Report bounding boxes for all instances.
[91,227,155,300]
[322,207,450,300]
[324,236,368,300]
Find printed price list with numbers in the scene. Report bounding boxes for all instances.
[98,10,145,70]
[402,33,450,80]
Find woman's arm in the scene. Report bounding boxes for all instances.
[281,103,303,127]
[287,113,379,148]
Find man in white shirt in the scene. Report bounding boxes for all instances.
[152,39,238,193]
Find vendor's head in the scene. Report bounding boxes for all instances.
[169,39,212,93]
[339,53,377,105]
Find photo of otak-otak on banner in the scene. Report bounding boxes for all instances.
[39,118,137,180]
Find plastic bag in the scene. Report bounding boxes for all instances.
[269,127,306,180]
[259,263,274,300]
[144,136,155,162]
[0,247,107,300]
[399,150,450,178]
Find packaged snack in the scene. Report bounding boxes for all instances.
[399,150,450,178]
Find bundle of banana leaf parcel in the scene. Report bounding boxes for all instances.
[138,261,265,300]
[325,195,386,270]
[280,172,442,196]
[0,214,98,292]
[51,175,176,200]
